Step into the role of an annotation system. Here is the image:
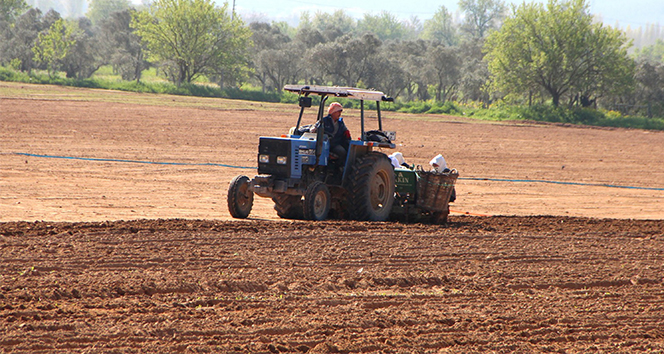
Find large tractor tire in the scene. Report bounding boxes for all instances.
[227,175,253,218]
[432,210,450,224]
[347,152,395,221]
[273,194,304,220]
[303,181,331,221]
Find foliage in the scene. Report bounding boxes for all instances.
[466,103,664,129]
[633,39,664,64]
[86,0,130,25]
[485,0,635,107]
[0,8,59,72]
[307,33,382,87]
[356,11,407,41]
[99,9,149,81]
[421,6,458,46]
[614,60,664,118]
[1,0,662,130]
[0,0,29,23]
[131,0,252,87]
[249,21,295,92]
[424,45,461,103]
[32,18,75,78]
[299,10,356,39]
[61,18,104,79]
[381,100,462,115]
[459,0,507,40]
[623,23,664,50]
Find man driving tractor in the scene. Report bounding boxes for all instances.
[310,102,351,162]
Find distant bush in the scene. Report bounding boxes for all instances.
[596,115,664,130]
[0,66,283,101]
[383,100,461,115]
[468,104,664,130]
[2,66,663,131]
[222,87,281,102]
[426,101,462,115]
[0,67,29,81]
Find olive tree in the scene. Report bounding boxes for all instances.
[248,21,291,91]
[308,33,382,87]
[99,9,149,81]
[424,43,462,103]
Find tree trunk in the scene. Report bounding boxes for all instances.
[551,92,561,107]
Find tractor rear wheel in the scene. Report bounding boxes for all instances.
[273,194,304,219]
[303,181,331,221]
[432,210,450,224]
[227,175,253,218]
[347,152,395,221]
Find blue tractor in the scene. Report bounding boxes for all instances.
[227,85,398,221]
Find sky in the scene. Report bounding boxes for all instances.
[231,0,664,28]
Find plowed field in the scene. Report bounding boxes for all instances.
[1,218,663,353]
[1,83,664,352]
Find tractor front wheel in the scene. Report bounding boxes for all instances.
[303,181,331,221]
[227,175,253,218]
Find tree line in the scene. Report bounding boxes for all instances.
[1,0,663,117]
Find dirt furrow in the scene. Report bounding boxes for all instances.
[1,216,663,352]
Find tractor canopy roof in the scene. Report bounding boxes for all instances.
[283,85,393,102]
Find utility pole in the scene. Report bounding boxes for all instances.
[232,0,236,20]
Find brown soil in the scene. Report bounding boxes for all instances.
[1,83,664,352]
[1,218,663,353]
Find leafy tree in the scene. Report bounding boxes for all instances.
[459,0,506,40]
[385,39,430,100]
[458,42,491,105]
[485,0,634,107]
[249,22,289,51]
[630,60,664,117]
[254,42,301,91]
[357,11,406,41]
[634,39,664,64]
[131,0,252,87]
[1,0,29,23]
[248,21,292,91]
[308,33,382,87]
[0,8,60,71]
[86,0,131,25]
[61,18,103,79]
[422,6,458,46]
[294,26,325,48]
[1,8,38,69]
[371,48,407,98]
[401,16,423,40]
[424,44,461,103]
[301,10,356,38]
[32,17,75,78]
[99,9,149,81]
[292,26,327,85]
[272,21,296,38]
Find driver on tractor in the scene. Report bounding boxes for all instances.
[310,102,351,162]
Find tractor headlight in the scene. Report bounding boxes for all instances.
[276,156,287,165]
[259,154,269,164]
